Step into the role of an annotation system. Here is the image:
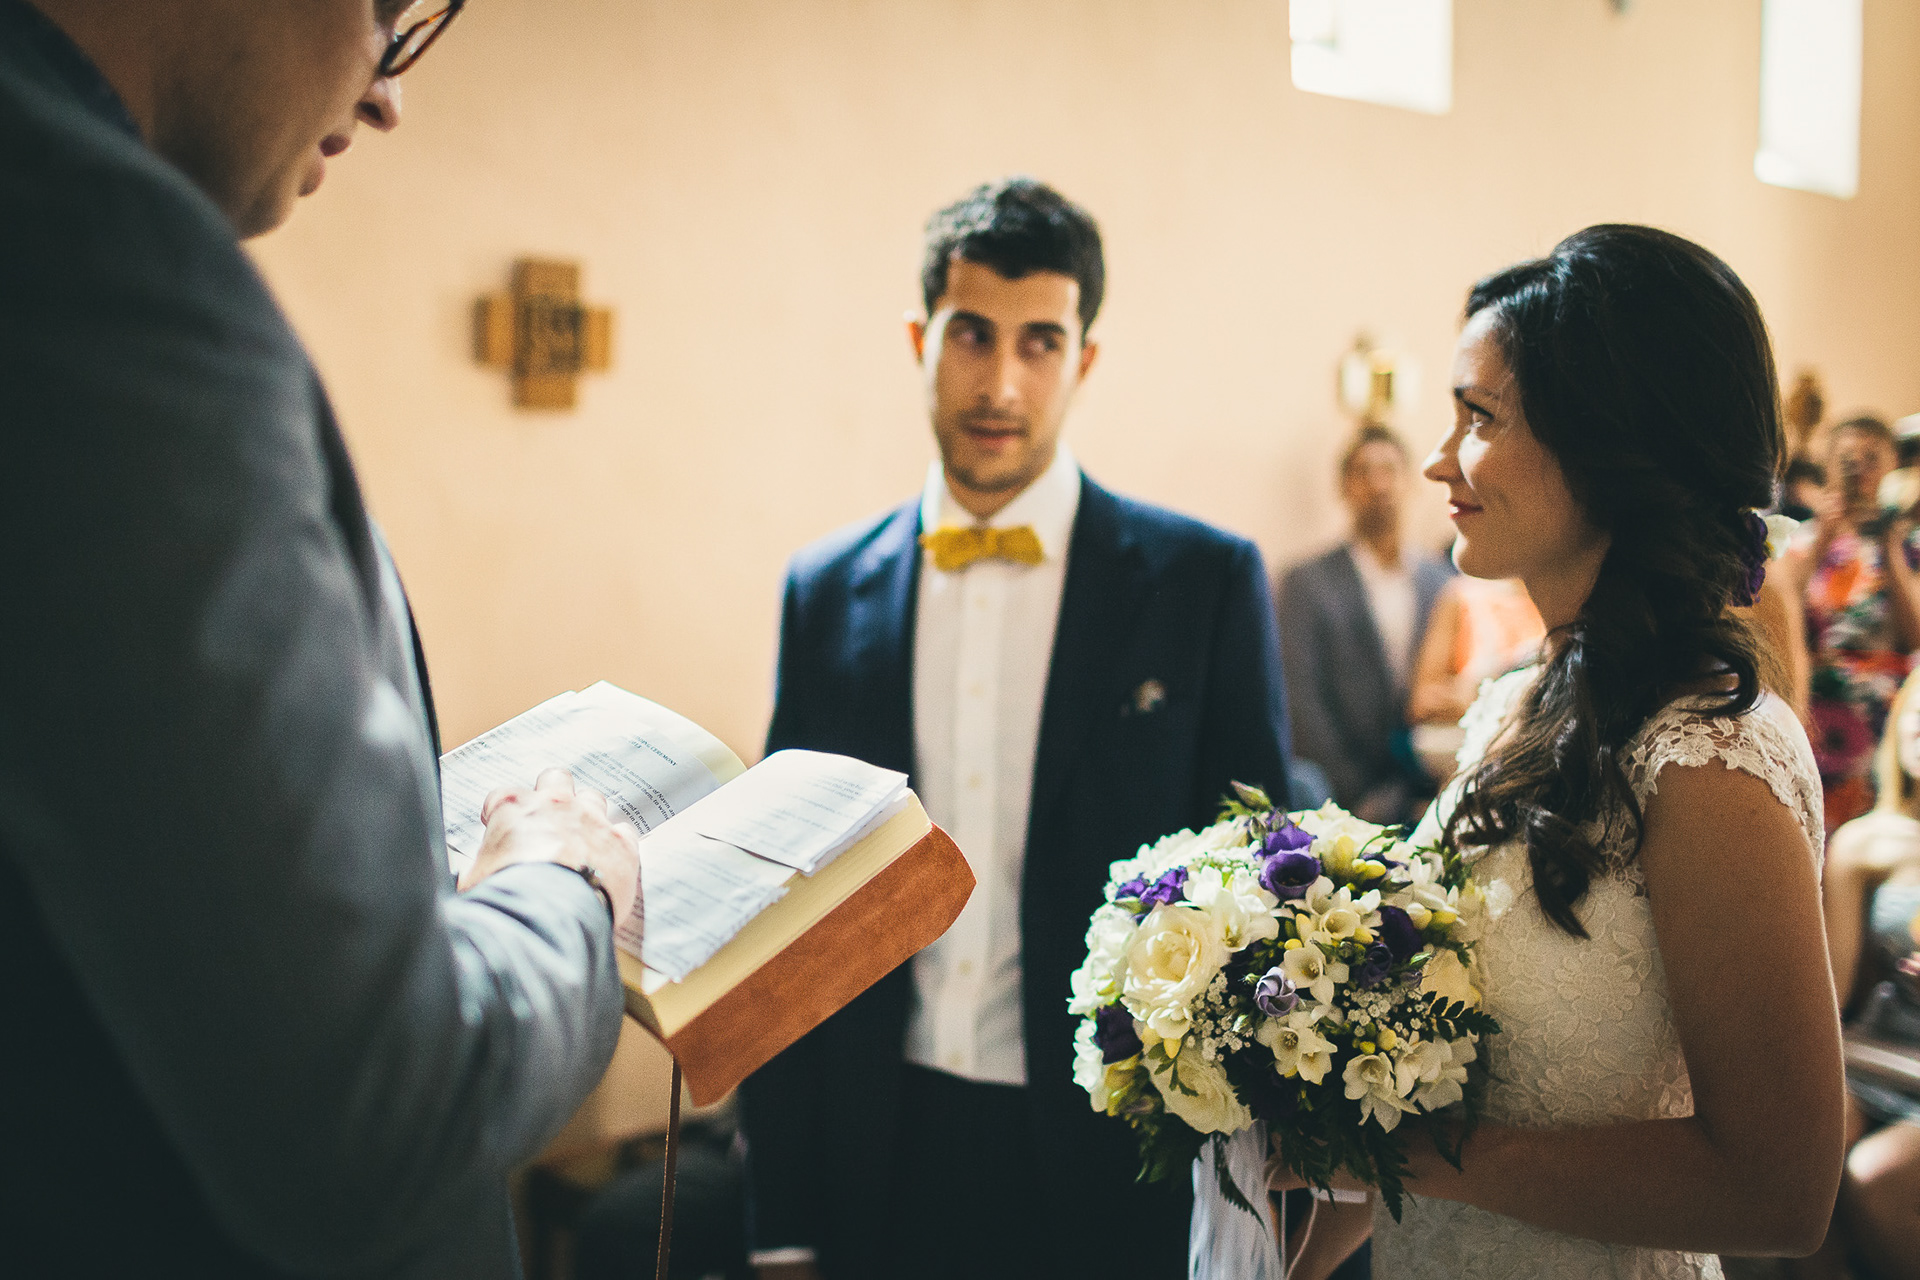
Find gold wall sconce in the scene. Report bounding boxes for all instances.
[475,259,613,410]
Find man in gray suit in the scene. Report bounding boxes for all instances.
[0,3,642,1275]
[1278,424,1453,826]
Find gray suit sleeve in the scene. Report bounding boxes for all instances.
[1275,561,1365,807]
[0,133,622,1271]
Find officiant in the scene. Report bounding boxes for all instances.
[737,177,1293,1280]
[0,3,643,1275]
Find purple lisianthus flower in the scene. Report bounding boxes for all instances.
[1094,1004,1142,1064]
[1259,848,1320,900]
[1261,819,1314,855]
[1354,942,1395,989]
[1139,867,1189,908]
[1115,876,1150,902]
[1253,967,1300,1017]
[1376,904,1422,961]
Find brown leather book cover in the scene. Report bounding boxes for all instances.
[618,802,971,1105]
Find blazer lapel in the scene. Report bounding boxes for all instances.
[1029,477,1147,824]
[846,501,921,779]
[312,371,444,761]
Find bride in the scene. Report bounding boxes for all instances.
[1269,225,1844,1279]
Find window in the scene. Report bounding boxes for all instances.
[1755,0,1863,199]
[1289,0,1453,116]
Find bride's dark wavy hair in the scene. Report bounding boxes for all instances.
[1441,225,1785,938]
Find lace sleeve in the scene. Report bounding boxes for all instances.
[1455,666,1536,775]
[1627,696,1825,870]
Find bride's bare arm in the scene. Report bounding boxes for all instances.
[1397,759,1844,1256]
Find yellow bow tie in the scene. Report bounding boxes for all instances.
[919,524,1045,572]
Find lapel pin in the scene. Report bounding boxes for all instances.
[1130,679,1168,716]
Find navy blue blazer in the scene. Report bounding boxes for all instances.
[737,474,1291,1279]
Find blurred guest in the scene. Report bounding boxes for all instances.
[1278,424,1453,824]
[1,2,641,1276]
[1795,669,1920,1280]
[1781,455,1828,522]
[737,178,1290,1280]
[1406,576,1545,783]
[1783,415,1920,831]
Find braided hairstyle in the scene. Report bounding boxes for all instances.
[1442,225,1785,938]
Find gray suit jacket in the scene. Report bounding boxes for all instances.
[1276,543,1452,821]
[0,6,623,1275]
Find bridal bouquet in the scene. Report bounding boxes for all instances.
[1068,785,1499,1219]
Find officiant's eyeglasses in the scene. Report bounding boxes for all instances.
[379,0,467,78]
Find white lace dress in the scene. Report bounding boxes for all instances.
[1370,668,1824,1280]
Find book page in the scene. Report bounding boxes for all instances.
[619,829,794,982]
[439,684,744,881]
[683,750,910,875]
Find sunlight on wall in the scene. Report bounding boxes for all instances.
[1756,0,1862,198]
[1290,0,1452,115]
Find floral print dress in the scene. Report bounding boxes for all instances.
[1803,524,1920,831]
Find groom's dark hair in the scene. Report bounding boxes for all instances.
[921,177,1106,335]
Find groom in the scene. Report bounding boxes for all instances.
[738,178,1292,1280]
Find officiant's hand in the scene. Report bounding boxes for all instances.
[464,768,642,931]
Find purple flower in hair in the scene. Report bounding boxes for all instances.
[1733,510,1768,607]
[1094,1004,1142,1063]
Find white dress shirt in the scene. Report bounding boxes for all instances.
[1350,539,1416,688]
[905,445,1080,1087]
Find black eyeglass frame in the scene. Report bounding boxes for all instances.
[379,0,467,78]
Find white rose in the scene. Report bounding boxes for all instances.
[1122,904,1229,1050]
[1419,948,1482,1008]
[1344,1052,1416,1132]
[1068,905,1139,1015]
[1255,1010,1336,1084]
[1185,864,1280,950]
[1148,1044,1253,1136]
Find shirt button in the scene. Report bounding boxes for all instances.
[967,773,984,790]
[969,683,986,699]
[957,960,975,977]
[946,1053,965,1070]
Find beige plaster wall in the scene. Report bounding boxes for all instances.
[251,0,1920,759]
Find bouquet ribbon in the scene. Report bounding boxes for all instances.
[1188,1123,1286,1280]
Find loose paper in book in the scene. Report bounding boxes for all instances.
[440,682,741,876]
[620,751,910,982]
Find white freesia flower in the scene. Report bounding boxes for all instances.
[1295,879,1382,949]
[1122,904,1229,1051]
[1185,864,1280,949]
[1068,904,1139,1015]
[1280,943,1347,1006]
[1419,948,1482,1008]
[1763,512,1799,560]
[1407,1036,1475,1111]
[1255,1010,1336,1084]
[1074,1019,1113,1112]
[1148,1042,1253,1135]
[1344,1052,1417,1132]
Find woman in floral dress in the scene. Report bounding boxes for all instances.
[1785,415,1920,832]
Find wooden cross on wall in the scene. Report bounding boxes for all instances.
[474,259,613,410]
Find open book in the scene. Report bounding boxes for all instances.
[440,682,973,1104]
